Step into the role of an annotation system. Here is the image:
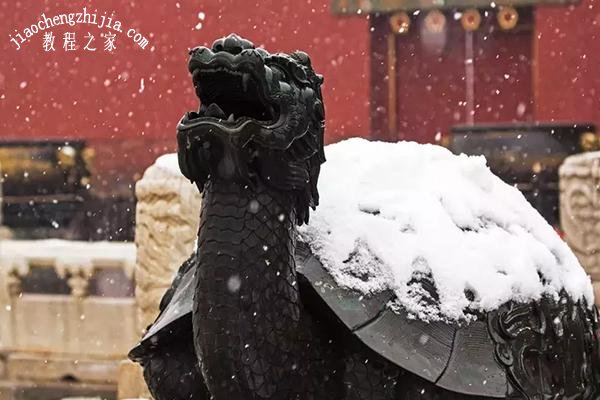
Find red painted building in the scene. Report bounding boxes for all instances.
[354,0,600,143]
[1,0,598,192]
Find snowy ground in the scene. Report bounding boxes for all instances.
[299,138,593,321]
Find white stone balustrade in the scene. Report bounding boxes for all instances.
[0,239,136,397]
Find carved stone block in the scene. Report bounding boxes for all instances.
[559,151,600,304]
[117,359,151,400]
[133,155,201,333]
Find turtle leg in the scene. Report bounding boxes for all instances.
[140,322,211,400]
[395,370,489,400]
[342,349,399,399]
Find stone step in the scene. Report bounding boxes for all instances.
[0,380,115,400]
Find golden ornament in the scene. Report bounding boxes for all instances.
[390,11,411,35]
[461,9,481,31]
[497,6,519,30]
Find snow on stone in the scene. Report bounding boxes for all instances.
[0,239,136,276]
[154,153,182,176]
[298,138,593,321]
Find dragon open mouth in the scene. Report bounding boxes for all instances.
[177,34,325,211]
[188,64,279,126]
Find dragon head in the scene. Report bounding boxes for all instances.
[177,34,325,224]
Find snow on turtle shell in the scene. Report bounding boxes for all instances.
[296,138,599,396]
[298,138,593,321]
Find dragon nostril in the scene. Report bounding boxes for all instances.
[211,37,225,52]
[230,46,243,55]
[211,34,256,54]
[225,34,255,53]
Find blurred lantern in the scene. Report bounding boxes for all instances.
[421,9,447,54]
[359,0,373,13]
[56,145,77,168]
[338,0,349,12]
[580,131,600,151]
[497,6,519,30]
[390,11,411,34]
[424,10,446,33]
[461,9,481,31]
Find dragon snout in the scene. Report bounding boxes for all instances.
[187,34,266,76]
[188,34,255,58]
[211,33,255,55]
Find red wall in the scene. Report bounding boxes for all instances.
[0,1,369,191]
[535,0,600,125]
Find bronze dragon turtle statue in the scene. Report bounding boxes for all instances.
[129,34,600,399]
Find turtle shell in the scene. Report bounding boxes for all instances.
[128,258,196,361]
[130,243,600,398]
[295,242,505,397]
[295,241,600,398]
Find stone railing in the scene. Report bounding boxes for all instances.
[559,151,600,304]
[0,239,136,398]
[118,154,201,399]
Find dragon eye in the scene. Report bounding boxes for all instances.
[270,65,287,81]
[293,66,307,82]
